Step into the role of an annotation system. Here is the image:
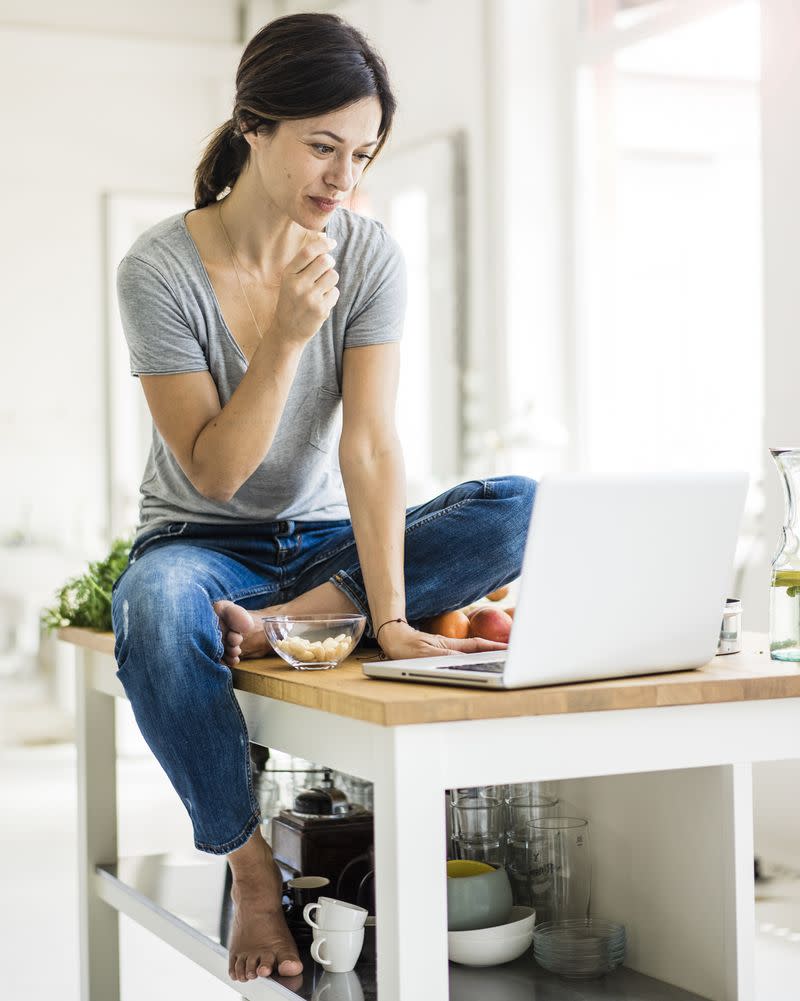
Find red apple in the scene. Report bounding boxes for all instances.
[468,607,512,643]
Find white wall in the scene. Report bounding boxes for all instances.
[489,0,577,475]
[750,0,800,865]
[0,0,239,42]
[0,11,238,552]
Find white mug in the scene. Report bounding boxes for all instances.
[310,927,365,973]
[312,970,365,1001]
[304,896,367,931]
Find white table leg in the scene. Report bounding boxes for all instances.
[76,648,120,1001]
[373,726,449,1001]
[724,762,755,1001]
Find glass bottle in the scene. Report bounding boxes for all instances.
[769,448,800,661]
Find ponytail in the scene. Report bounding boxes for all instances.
[193,118,250,209]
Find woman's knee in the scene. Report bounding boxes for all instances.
[112,550,222,670]
[486,475,537,517]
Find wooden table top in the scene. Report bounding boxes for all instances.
[58,628,800,726]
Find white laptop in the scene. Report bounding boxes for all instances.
[363,472,749,689]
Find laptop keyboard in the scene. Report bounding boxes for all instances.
[438,660,505,674]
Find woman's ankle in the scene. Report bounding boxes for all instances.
[228,825,270,875]
[278,581,357,617]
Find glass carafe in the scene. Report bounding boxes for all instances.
[769,448,800,661]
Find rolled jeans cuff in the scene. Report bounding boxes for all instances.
[194,807,262,856]
[329,570,374,637]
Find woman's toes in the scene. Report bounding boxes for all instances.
[257,955,275,977]
[245,954,261,979]
[277,955,303,976]
[226,630,244,647]
[214,599,256,638]
[233,954,247,982]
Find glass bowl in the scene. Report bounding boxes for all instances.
[533,918,626,979]
[261,614,367,671]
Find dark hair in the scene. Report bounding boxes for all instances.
[194,13,397,208]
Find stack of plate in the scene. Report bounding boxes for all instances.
[533,918,626,979]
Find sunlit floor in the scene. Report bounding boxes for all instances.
[1,673,799,1001]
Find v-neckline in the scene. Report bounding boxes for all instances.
[179,209,333,368]
[181,210,250,366]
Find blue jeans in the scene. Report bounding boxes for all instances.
[111,475,537,854]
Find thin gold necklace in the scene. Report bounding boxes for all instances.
[217,201,309,341]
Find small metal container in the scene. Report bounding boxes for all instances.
[717,598,742,655]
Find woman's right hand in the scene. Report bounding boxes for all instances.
[273,234,340,346]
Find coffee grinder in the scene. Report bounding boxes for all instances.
[270,769,374,896]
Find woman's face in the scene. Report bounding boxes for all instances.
[245,96,383,227]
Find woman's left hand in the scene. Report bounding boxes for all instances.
[376,620,507,661]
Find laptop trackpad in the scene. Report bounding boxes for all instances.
[378,650,508,670]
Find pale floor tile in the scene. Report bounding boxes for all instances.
[0,743,239,1000]
[754,865,800,1000]
[2,725,799,999]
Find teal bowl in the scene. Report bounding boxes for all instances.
[446,860,513,932]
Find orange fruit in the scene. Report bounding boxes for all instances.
[425,610,471,639]
[487,586,509,602]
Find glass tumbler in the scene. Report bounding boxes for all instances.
[452,835,505,867]
[450,786,508,808]
[506,793,559,835]
[504,795,559,905]
[452,796,504,839]
[527,817,591,924]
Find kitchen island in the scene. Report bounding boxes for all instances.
[60,627,800,1001]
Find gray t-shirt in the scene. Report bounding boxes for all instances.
[116,208,406,537]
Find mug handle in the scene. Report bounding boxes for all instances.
[303,902,321,929]
[310,936,331,967]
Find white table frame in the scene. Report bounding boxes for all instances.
[74,642,800,1001]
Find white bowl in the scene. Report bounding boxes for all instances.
[449,905,535,943]
[448,906,535,966]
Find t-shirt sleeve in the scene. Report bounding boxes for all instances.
[116,255,209,378]
[343,226,407,349]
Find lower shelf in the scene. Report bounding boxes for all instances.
[97,855,711,1000]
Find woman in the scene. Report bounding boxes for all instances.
[112,11,536,986]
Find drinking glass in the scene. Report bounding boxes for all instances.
[506,781,559,801]
[505,833,534,905]
[452,796,504,839]
[527,817,591,923]
[452,835,505,867]
[503,796,559,905]
[449,785,508,803]
[506,793,559,835]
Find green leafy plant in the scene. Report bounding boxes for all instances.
[41,537,132,633]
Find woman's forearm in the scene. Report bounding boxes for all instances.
[339,440,407,630]
[191,325,304,502]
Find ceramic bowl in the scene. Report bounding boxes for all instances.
[261,614,366,671]
[449,905,535,943]
[448,906,536,966]
[446,861,513,932]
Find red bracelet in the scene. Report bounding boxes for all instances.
[376,617,408,647]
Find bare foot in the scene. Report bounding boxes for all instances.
[214,583,359,667]
[227,835,303,982]
[214,599,280,667]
